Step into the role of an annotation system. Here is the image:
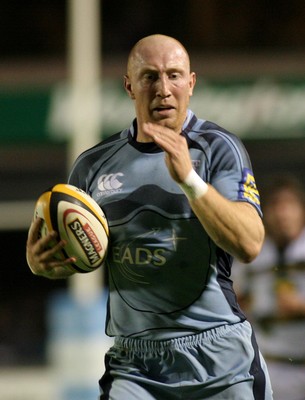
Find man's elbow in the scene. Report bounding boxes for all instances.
[238,242,262,263]
[237,224,265,263]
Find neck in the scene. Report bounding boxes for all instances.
[136,131,155,143]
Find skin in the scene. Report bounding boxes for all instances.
[124,35,196,141]
[264,188,305,248]
[26,224,75,279]
[26,34,264,279]
[264,189,305,317]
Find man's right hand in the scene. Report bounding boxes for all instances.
[26,218,76,279]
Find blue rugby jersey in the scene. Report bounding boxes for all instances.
[68,110,262,339]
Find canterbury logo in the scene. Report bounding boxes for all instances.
[98,173,124,191]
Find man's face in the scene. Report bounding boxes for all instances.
[125,37,196,137]
[265,189,305,244]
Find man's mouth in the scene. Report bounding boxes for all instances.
[153,105,175,113]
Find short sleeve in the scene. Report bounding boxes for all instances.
[208,132,262,217]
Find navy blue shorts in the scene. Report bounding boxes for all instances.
[99,321,273,399]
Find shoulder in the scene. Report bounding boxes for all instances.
[188,116,244,150]
[68,129,129,187]
[186,114,250,166]
[75,129,128,164]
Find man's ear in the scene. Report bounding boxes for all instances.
[189,72,196,97]
[124,75,135,99]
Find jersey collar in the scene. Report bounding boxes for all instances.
[127,110,198,153]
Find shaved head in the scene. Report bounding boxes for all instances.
[127,34,191,77]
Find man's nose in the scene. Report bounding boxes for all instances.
[156,76,171,98]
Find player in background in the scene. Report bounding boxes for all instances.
[233,175,305,400]
[26,34,273,399]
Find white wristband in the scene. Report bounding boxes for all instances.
[179,169,208,200]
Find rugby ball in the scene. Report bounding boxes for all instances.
[34,184,109,273]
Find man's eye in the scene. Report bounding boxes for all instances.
[144,74,156,81]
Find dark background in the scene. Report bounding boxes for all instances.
[1,1,305,59]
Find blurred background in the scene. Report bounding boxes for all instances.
[0,0,305,399]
